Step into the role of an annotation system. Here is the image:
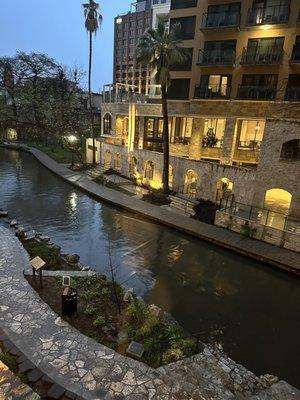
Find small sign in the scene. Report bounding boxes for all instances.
[62,276,71,287]
[30,256,46,271]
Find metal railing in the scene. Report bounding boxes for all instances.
[170,0,198,10]
[285,87,300,101]
[171,137,191,145]
[290,44,300,63]
[202,139,223,148]
[241,47,283,65]
[237,85,277,101]
[201,11,240,29]
[220,199,300,234]
[198,49,236,66]
[237,140,262,150]
[247,4,290,25]
[194,84,231,99]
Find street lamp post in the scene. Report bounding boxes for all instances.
[68,135,77,167]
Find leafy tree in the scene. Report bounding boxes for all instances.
[136,22,190,194]
[83,0,102,165]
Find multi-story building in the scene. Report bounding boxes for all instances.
[113,0,171,93]
[88,0,300,251]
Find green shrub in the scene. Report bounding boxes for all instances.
[240,221,256,238]
[0,352,16,371]
[126,300,148,325]
[162,347,184,364]
[84,304,95,316]
[171,338,196,357]
[25,241,62,270]
[17,372,29,384]
[82,290,98,302]
[93,316,106,327]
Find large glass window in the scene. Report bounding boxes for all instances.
[170,17,196,40]
[202,119,225,148]
[167,79,190,100]
[204,3,240,28]
[196,74,231,98]
[237,120,265,150]
[170,117,192,144]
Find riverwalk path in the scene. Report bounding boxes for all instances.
[26,147,300,276]
[0,226,299,399]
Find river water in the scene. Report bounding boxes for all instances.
[0,148,299,387]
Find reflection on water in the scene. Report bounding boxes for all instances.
[0,148,299,388]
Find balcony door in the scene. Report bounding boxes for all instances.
[200,74,231,97]
[246,37,284,62]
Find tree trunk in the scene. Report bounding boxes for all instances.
[88,31,96,165]
[161,86,169,194]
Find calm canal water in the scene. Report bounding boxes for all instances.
[0,148,299,387]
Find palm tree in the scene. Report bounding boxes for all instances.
[83,0,102,165]
[136,22,190,194]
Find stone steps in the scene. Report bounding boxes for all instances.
[169,195,195,216]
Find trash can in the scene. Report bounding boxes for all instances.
[61,287,77,316]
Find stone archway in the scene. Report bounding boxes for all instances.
[113,153,121,171]
[129,156,137,176]
[184,170,198,197]
[169,165,174,189]
[144,160,154,180]
[104,150,112,169]
[263,188,292,230]
[216,177,234,202]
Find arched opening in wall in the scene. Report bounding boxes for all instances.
[103,113,112,135]
[144,160,154,180]
[129,156,137,176]
[263,188,292,230]
[6,128,18,141]
[104,150,111,169]
[123,117,129,137]
[114,153,121,171]
[184,170,198,197]
[216,177,234,202]
[169,165,174,189]
[280,139,300,160]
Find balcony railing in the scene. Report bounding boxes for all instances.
[238,140,262,150]
[290,45,300,63]
[202,139,223,148]
[197,49,235,66]
[171,137,191,145]
[201,11,240,30]
[237,85,277,100]
[171,0,197,9]
[241,47,283,65]
[194,84,231,99]
[285,87,300,101]
[247,4,290,26]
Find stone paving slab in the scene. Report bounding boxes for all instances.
[29,147,300,276]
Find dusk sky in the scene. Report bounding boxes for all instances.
[0,0,131,91]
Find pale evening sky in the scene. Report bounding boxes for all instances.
[0,0,132,91]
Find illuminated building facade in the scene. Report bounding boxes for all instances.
[87,0,300,250]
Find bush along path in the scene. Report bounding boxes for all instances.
[1,222,300,398]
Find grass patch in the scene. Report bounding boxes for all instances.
[29,143,73,164]
[0,352,17,372]
[26,275,197,368]
[24,241,62,270]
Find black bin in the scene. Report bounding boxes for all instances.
[62,287,77,316]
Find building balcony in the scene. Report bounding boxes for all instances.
[237,140,262,150]
[201,11,240,32]
[194,84,231,99]
[237,85,277,100]
[241,47,283,65]
[285,88,300,102]
[290,45,300,64]
[170,0,198,10]
[247,5,290,26]
[197,49,235,66]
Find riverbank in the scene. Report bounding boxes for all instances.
[2,142,299,276]
[1,226,299,399]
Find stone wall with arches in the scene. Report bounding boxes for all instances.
[253,119,300,218]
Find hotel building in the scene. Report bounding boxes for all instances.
[87,0,300,251]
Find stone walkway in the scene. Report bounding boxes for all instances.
[1,227,299,400]
[28,147,300,276]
